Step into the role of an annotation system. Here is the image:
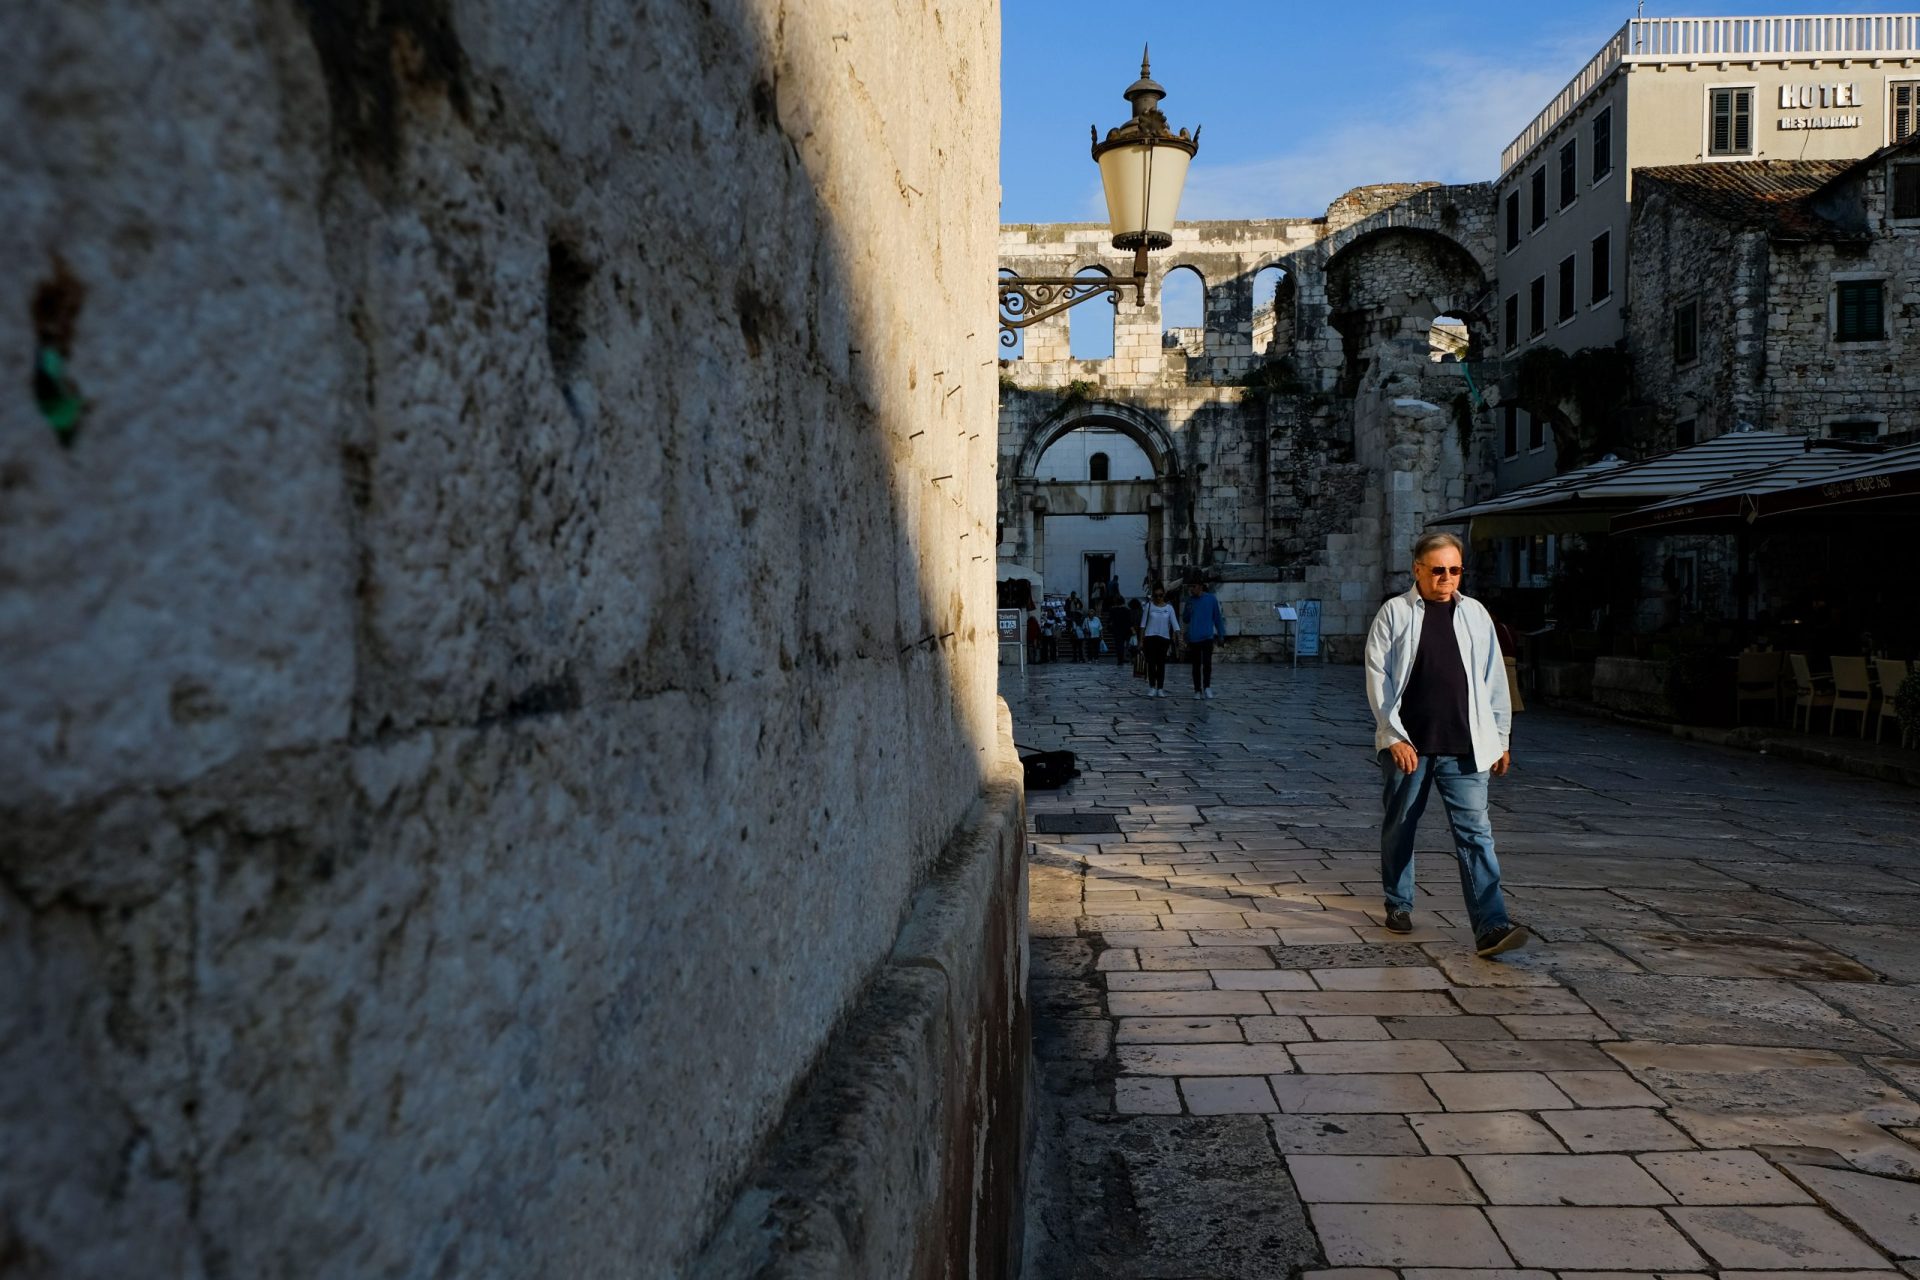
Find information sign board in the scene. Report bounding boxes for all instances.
[1295,599,1322,658]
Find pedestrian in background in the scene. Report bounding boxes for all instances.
[1364,532,1528,959]
[1183,579,1226,700]
[1140,587,1177,698]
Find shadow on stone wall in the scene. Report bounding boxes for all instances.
[0,3,1021,1277]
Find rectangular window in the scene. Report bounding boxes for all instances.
[1894,82,1919,145]
[1894,162,1920,220]
[1557,255,1577,323]
[1502,406,1519,459]
[1529,276,1546,337]
[1530,167,1548,229]
[1673,298,1700,364]
[1559,140,1578,208]
[1592,107,1613,181]
[1835,279,1886,341]
[1528,413,1546,452]
[1590,230,1612,304]
[1504,293,1519,350]
[1675,418,1697,447]
[1710,87,1754,156]
[1505,191,1521,250]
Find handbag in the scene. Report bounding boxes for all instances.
[1133,647,1146,677]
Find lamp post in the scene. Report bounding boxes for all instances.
[998,50,1199,342]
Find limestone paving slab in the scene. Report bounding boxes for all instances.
[1565,975,1898,1053]
[1116,1016,1245,1044]
[1786,1164,1920,1258]
[1310,1203,1514,1268]
[1461,1154,1675,1205]
[1412,1112,1571,1156]
[1288,1154,1485,1204]
[1116,1043,1295,1076]
[1310,1015,1393,1040]
[1427,1072,1576,1113]
[1484,1206,1707,1270]
[1180,1075,1279,1115]
[1597,930,1876,981]
[1636,1150,1814,1205]
[1290,1039,1465,1074]
[1541,1109,1695,1152]
[1549,1071,1663,1109]
[1270,1113,1428,1154]
[1271,1073,1445,1114]
[1667,1206,1893,1270]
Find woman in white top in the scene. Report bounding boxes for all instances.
[1140,587,1178,697]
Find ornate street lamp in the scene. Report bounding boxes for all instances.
[999,50,1199,340]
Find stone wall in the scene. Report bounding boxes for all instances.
[0,3,1019,1277]
[998,185,1500,659]
[1762,154,1920,439]
[1630,152,1920,447]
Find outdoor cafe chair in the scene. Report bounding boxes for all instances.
[1734,651,1782,726]
[1788,653,1833,733]
[1876,658,1911,746]
[1830,656,1873,737]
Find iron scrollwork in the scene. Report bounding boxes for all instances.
[998,273,1144,345]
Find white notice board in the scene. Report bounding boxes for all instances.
[1295,600,1322,658]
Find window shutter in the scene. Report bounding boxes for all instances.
[1712,93,1732,153]
[1839,283,1860,336]
[1864,283,1884,339]
[1733,90,1752,154]
[1895,164,1920,219]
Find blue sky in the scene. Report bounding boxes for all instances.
[1000,1,1902,223]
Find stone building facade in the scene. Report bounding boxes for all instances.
[998,184,1503,656]
[1629,138,1920,447]
[2,3,1020,1278]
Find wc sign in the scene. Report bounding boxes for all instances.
[1778,82,1863,130]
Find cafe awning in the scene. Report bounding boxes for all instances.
[1435,430,1808,538]
[1609,439,1882,534]
[1755,441,1920,519]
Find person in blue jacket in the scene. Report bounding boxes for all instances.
[1183,579,1226,699]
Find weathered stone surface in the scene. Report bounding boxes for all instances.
[1566,975,1898,1052]
[0,3,1012,1276]
[1022,1113,1319,1279]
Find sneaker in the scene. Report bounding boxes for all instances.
[1204,688,1215,699]
[1384,908,1412,934]
[1474,923,1530,958]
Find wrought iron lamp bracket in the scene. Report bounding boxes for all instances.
[998,247,1151,345]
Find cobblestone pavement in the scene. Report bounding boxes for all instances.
[1010,660,1920,1280]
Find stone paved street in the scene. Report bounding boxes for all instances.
[1012,660,1920,1280]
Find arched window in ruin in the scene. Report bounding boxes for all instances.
[1429,313,1471,362]
[1250,265,1292,356]
[1068,266,1115,360]
[1160,265,1205,357]
[997,268,1025,359]
[1089,451,1110,482]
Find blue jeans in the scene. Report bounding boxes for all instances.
[1379,752,1512,936]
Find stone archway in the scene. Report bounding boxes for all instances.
[1005,400,1183,596]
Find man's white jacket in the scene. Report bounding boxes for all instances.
[1364,587,1512,774]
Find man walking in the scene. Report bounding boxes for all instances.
[1364,532,1527,959]
[1183,579,1226,699]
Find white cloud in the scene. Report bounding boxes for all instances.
[1176,44,1592,219]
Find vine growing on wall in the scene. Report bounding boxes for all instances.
[1450,391,1475,459]
[1513,344,1635,469]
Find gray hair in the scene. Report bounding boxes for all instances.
[1411,531,1464,562]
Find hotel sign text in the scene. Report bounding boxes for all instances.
[1778,82,1863,130]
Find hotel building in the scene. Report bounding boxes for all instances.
[1492,14,1920,488]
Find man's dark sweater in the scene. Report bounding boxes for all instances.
[1401,599,1474,757]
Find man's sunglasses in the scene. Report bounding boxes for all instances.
[1425,566,1464,578]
